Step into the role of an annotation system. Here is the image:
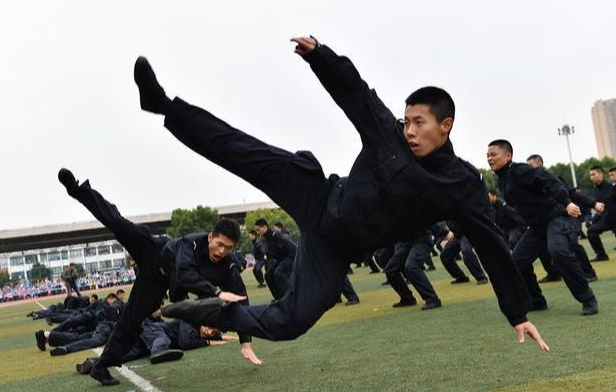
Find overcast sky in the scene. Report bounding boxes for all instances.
[1,1,615,231]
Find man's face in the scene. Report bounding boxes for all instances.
[488,193,498,204]
[609,171,616,184]
[200,325,221,339]
[254,225,267,236]
[273,225,282,233]
[248,232,256,241]
[207,232,236,263]
[487,145,512,172]
[116,292,125,302]
[403,104,452,158]
[589,169,604,185]
[526,158,542,169]
[106,297,116,306]
[89,297,97,304]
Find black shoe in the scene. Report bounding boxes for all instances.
[150,349,184,364]
[425,266,436,271]
[58,168,80,196]
[530,302,548,311]
[257,283,267,288]
[450,277,470,284]
[134,56,171,114]
[35,330,46,351]
[586,275,598,283]
[381,281,390,286]
[590,255,609,262]
[538,275,561,283]
[50,346,68,356]
[76,358,96,375]
[45,317,54,326]
[336,298,343,303]
[369,270,380,274]
[476,277,489,285]
[90,366,120,386]
[421,299,442,310]
[392,298,417,308]
[345,299,360,306]
[26,311,35,318]
[582,298,599,316]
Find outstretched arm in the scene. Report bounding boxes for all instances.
[291,36,398,144]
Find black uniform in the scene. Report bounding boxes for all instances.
[262,228,296,300]
[48,320,115,354]
[438,222,488,283]
[251,238,268,285]
[495,162,596,308]
[383,234,440,304]
[491,199,527,250]
[587,180,616,259]
[60,178,250,370]
[156,42,531,341]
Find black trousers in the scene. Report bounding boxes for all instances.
[264,257,294,300]
[340,276,359,302]
[440,237,486,281]
[65,280,81,298]
[163,98,351,341]
[252,258,266,285]
[512,216,595,306]
[49,322,113,353]
[68,181,169,367]
[384,237,439,302]
[505,226,526,251]
[587,212,616,258]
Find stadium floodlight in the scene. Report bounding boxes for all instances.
[557,124,577,188]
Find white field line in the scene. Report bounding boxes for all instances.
[91,348,163,392]
[36,300,163,392]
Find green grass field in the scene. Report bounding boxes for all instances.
[1,236,615,392]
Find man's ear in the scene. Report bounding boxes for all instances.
[441,118,453,135]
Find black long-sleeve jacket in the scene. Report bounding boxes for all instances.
[251,239,267,263]
[495,163,571,227]
[161,232,251,343]
[263,229,296,264]
[492,199,527,232]
[593,180,616,213]
[304,43,531,326]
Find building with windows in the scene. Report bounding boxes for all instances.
[592,98,616,158]
[0,201,277,280]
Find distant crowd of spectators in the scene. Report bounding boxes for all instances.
[0,267,136,302]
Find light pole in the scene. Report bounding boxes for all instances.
[558,124,577,188]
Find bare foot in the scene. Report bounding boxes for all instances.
[240,343,262,365]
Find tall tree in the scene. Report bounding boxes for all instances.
[166,206,220,238]
[30,261,51,281]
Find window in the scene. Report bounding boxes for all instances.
[112,244,124,254]
[98,246,111,255]
[11,271,25,280]
[61,250,68,260]
[10,256,24,267]
[70,249,83,259]
[24,255,37,264]
[47,252,61,262]
[39,253,48,263]
[85,262,98,272]
[112,259,125,268]
[50,267,62,277]
[99,260,112,269]
[85,248,97,257]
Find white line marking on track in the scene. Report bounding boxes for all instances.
[91,348,164,392]
[36,299,162,391]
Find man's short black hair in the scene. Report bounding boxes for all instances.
[526,154,544,165]
[212,219,241,243]
[609,167,616,173]
[105,293,117,301]
[254,218,268,228]
[116,289,125,295]
[405,86,455,122]
[69,262,75,267]
[590,165,604,174]
[488,139,513,155]
[91,294,99,300]
[274,222,283,229]
[488,189,498,196]
[248,229,257,236]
